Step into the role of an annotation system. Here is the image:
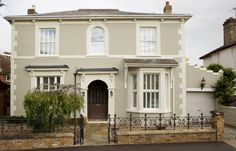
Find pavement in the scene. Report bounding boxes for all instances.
[26,142,236,151]
[225,125,236,148]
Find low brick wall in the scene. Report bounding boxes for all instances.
[117,128,217,144]
[0,133,74,150]
[219,106,236,127]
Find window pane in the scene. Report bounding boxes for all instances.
[155,92,159,108]
[91,27,105,54]
[156,74,159,89]
[43,77,48,90]
[147,75,150,89]
[147,92,150,108]
[40,28,56,55]
[143,92,146,108]
[140,27,156,54]
[133,92,137,108]
[132,75,137,89]
[37,77,40,89]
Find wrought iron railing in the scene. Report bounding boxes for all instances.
[0,118,79,139]
[108,113,213,143]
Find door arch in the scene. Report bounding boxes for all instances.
[87,80,108,120]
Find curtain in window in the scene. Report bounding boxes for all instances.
[91,27,105,54]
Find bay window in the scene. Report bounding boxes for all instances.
[128,69,171,113]
[36,76,61,91]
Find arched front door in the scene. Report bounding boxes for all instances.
[88,80,108,120]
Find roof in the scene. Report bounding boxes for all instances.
[25,65,69,71]
[124,58,179,67]
[199,42,236,59]
[0,55,10,74]
[4,9,191,22]
[76,67,119,74]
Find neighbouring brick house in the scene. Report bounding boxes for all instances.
[5,2,221,120]
[0,52,10,116]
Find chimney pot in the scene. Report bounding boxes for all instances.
[164,1,172,14]
[223,17,236,45]
[27,5,38,15]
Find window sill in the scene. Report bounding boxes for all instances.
[35,55,59,58]
[127,109,171,114]
[86,54,109,57]
[136,54,161,57]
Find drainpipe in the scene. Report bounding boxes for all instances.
[73,73,77,145]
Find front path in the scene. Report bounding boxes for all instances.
[27,142,235,151]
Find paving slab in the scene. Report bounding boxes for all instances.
[28,142,236,151]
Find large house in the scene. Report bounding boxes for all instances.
[5,2,221,120]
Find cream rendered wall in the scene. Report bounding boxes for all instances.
[219,47,235,69]
[186,64,222,88]
[160,23,181,55]
[15,24,35,56]
[106,23,136,55]
[60,24,87,55]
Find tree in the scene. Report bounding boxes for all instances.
[24,84,84,133]
[213,68,236,106]
[207,63,224,72]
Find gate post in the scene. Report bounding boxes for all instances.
[210,110,224,141]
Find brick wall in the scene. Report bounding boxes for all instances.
[117,129,216,144]
[0,133,73,150]
[116,111,224,144]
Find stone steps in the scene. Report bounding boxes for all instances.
[84,123,108,145]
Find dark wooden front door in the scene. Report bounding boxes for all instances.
[88,80,108,120]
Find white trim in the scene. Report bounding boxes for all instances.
[86,24,109,56]
[136,22,161,56]
[13,54,184,59]
[186,88,214,92]
[10,23,17,115]
[35,23,59,57]
[79,73,116,119]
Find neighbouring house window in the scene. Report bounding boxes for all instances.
[6,73,10,82]
[90,27,105,54]
[132,74,137,108]
[40,28,56,55]
[143,73,159,108]
[36,76,61,91]
[140,27,156,54]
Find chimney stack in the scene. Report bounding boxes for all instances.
[27,5,38,15]
[223,17,236,46]
[163,1,172,14]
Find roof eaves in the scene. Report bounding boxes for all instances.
[199,42,236,59]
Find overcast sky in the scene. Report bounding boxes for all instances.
[0,0,236,65]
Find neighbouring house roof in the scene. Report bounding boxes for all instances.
[199,42,236,59]
[25,65,69,71]
[0,55,10,74]
[4,9,191,22]
[124,58,179,67]
[76,67,119,74]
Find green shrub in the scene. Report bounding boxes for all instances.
[24,85,84,133]
[213,68,236,106]
[207,64,224,72]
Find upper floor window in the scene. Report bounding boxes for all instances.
[140,27,156,55]
[90,27,105,54]
[40,28,56,55]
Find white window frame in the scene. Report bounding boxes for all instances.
[131,74,138,108]
[35,24,59,57]
[36,76,61,91]
[87,24,109,56]
[136,22,161,56]
[29,71,65,91]
[127,68,171,113]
